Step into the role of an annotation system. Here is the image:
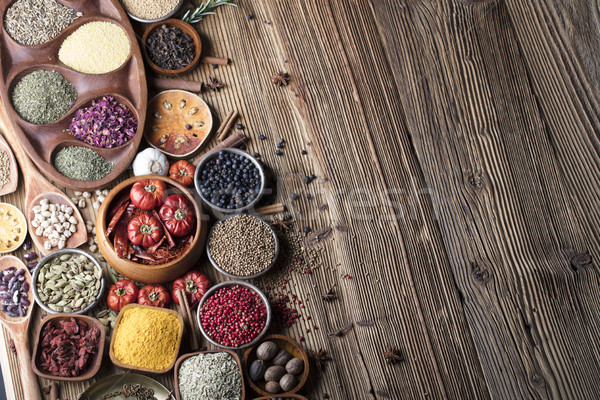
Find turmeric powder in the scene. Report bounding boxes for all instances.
[112,306,181,370]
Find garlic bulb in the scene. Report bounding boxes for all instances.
[132,148,169,176]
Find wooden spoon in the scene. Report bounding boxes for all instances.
[0,255,42,400]
[0,107,87,254]
[0,133,17,196]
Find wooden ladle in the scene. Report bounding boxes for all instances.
[0,133,17,196]
[0,104,87,254]
[0,255,42,400]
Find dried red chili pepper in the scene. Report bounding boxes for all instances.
[138,284,170,308]
[127,214,163,247]
[168,160,196,187]
[106,200,130,236]
[107,279,139,311]
[151,209,175,248]
[130,179,166,210]
[159,195,195,237]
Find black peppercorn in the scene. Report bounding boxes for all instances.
[185,124,192,130]
[290,193,298,200]
[301,149,307,155]
[276,143,284,149]
[303,227,311,233]
[239,143,246,150]
[309,173,316,180]
[303,176,311,184]
[259,134,266,140]
[236,123,244,130]
[253,152,260,158]
[284,214,292,221]
[246,14,253,20]
[275,150,283,156]
[279,138,285,144]
[306,193,312,199]
[212,64,218,69]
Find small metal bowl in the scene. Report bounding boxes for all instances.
[124,0,185,24]
[206,214,279,280]
[197,281,271,350]
[32,248,105,315]
[194,148,266,214]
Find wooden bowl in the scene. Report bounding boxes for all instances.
[243,334,310,396]
[109,304,184,374]
[31,314,105,382]
[0,0,147,191]
[142,19,202,77]
[96,175,208,284]
[252,395,308,400]
[173,350,246,400]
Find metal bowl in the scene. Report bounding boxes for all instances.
[32,248,106,315]
[124,0,185,24]
[196,281,272,350]
[194,148,266,214]
[206,214,279,280]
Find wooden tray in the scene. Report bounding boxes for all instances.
[0,0,147,191]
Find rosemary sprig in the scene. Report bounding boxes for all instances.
[181,0,237,24]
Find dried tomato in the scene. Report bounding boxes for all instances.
[172,271,211,308]
[169,160,196,188]
[158,195,196,238]
[127,214,163,247]
[138,284,171,308]
[107,279,139,311]
[130,179,166,210]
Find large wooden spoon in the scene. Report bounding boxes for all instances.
[0,133,17,196]
[0,255,41,400]
[0,105,87,254]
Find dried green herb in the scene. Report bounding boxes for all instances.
[181,0,237,24]
[54,146,113,181]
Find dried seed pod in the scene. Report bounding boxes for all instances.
[256,341,278,361]
[179,99,187,109]
[153,112,162,119]
[163,100,172,110]
[272,349,293,366]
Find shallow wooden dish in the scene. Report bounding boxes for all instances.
[96,175,208,284]
[145,90,213,158]
[109,304,184,374]
[142,19,202,77]
[0,133,17,196]
[173,350,246,400]
[31,314,105,382]
[243,334,310,396]
[0,0,147,191]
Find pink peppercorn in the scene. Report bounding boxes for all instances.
[199,285,267,347]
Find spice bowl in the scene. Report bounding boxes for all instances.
[174,350,246,400]
[96,175,208,284]
[142,19,202,77]
[124,0,185,23]
[206,214,279,280]
[31,248,105,315]
[31,314,105,382]
[252,396,308,400]
[194,148,267,214]
[197,281,272,350]
[109,304,184,374]
[243,334,310,396]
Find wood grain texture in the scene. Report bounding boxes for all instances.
[1,0,600,399]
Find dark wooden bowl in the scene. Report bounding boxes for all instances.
[142,19,202,77]
[243,334,310,396]
[252,395,308,400]
[173,350,246,400]
[95,175,208,284]
[0,0,147,191]
[31,314,105,382]
[109,304,184,374]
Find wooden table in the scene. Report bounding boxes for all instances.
[2,0,600,398]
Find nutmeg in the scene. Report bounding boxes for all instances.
[249,359,266,381]
[286,357,304,374]
[256,341,278,361]
[265,380,282,393]
[264,365,287,382]
[280,373,298,392]
[272,349,293,366]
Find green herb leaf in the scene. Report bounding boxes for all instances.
[181,0,237,24]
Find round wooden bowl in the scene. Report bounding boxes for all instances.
[243,334,310,396]
[173,350,246,400]
[109,304,184,374]
[142,19,202,77]
[96,175,208,284]
[252,395,308,400]
[31,314,105,382]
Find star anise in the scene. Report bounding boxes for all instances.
[272,71,290,87]
[271,217,292,232]
[310,348,331,377]
[205,77,225,91]
[322,287,335,301]
[384,347,402,364]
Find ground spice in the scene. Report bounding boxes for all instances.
[0,151,10,189]
[208,214,276,277]
[11,70,77,124]
[54,146,113,181]
[59,22,130,74]
[121,0,180,20]
[4,0,81,46]
[178,352,241,400]
[112,307,180,370]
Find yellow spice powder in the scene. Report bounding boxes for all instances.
[112,307,180,370]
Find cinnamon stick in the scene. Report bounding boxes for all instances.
[149,76,203,92]
[176,290,199,350]
[256,203,285,215]
[216,109,238,141]
[192,130,248,167]
[201,56,230,66]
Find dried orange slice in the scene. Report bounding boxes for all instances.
[0,203,27,253]
[144,90,213,158]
